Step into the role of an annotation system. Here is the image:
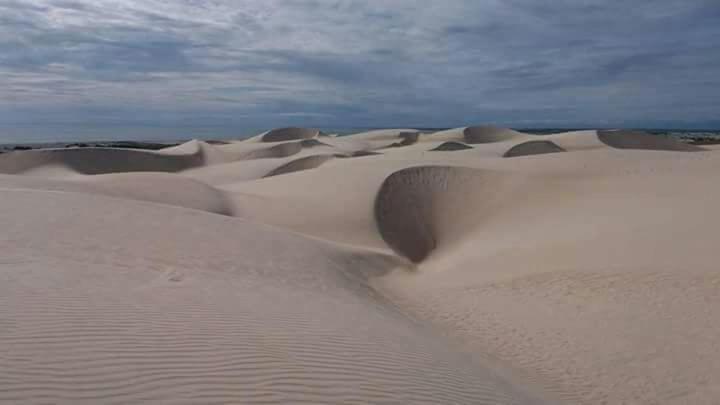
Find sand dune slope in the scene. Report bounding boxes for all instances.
[0,147,205,176]
[503,140,566,157]
[257,127,320,143]
[0,189,538,405]
[431,141,474,151]
[430,126,530,144]
[229,141,304,160]
[372,149,720,404]
[597,129,704,151]
[328,129,421,152]
[264,154,336,178]
[374,166,526,263]
[0,173,235,215]
[4,126,720,405]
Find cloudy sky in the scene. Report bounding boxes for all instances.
[1,0,719,138]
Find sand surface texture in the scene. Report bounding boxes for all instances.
[1,126,718,404]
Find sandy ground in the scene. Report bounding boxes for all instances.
[1,126,718,404]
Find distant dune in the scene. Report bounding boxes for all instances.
[503,140,566,157]
[1,126,719,404]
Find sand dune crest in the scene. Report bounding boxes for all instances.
[260,127,320,143]
[503,140,566,157]
[0,147,205,176]
[238,141,304,160]
[264,155,335,178]
[464,126,528,144]
[597,130,704,151]
[431,141,474,151]
[85,173,236,215]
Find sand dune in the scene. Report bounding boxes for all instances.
[375,166,472,262]
[84,173,236,215]
[463,125,530,144]
[431,141,474,151]
[299,138,331,148]
[340,150,384,157]
[257,127,320,142]
[374,166,523,263]
[264,154,335,178]
[597,129,704,151]
[0,172,235,216]
[430,125,530,144]
[3,126,720,404]
[0,189,539,405]
[331,129,421,152]
[388,131,421,147]
[0,147,204,176]
[503,140,566,157]
[233,141,304,160]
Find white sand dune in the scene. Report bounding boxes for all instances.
[430,141,474,151]
[322,129,420,152]
[0,189,537,405]
[0,173,235,216]
[596,129,704,151]
[2,126,719,404]
[374,166,500,262]
[431,125,531,144]
[263,154,336,178]
[503,140,566,157]
[0,147,204,176]
[254,127,320,143]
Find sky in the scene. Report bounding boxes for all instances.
[1,0,719,140]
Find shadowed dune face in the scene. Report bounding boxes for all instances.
[300,139,331,148]
[363,131,421,149]
[264,155,334,178]
[343,150,383,158]
[597,130,704,151]
[463,126,526,144]
[503,140,566,158]
[374,167,440,262]
[375,166,507,263]
[0,148,204,175]
[395,131,421,146]
[262,127,320,143]
[87,173,236,216]
[431,141,474,152]
[241,141,304,160]
[0,173,236,216]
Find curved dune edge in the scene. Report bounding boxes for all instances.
[240,141,304,160]
[343,150,383,158]
[261,127,320,143]
[388,131,421,147]
[343,129,420,141]
[0,189,541,405]
[430,141,474,152]
[85,173,236,216]
[464,126,528,144]
[300,138,331,148]
[0,147,206,175]
[0,173,236,216]
[503,140,566,158]
[597,130,704,151]
[374,166,449,263]
[263,155,335,178]
[375,166,497,263]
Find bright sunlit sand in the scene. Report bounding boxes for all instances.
[2,127,719,404]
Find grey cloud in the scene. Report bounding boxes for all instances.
[0,0,718,132]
